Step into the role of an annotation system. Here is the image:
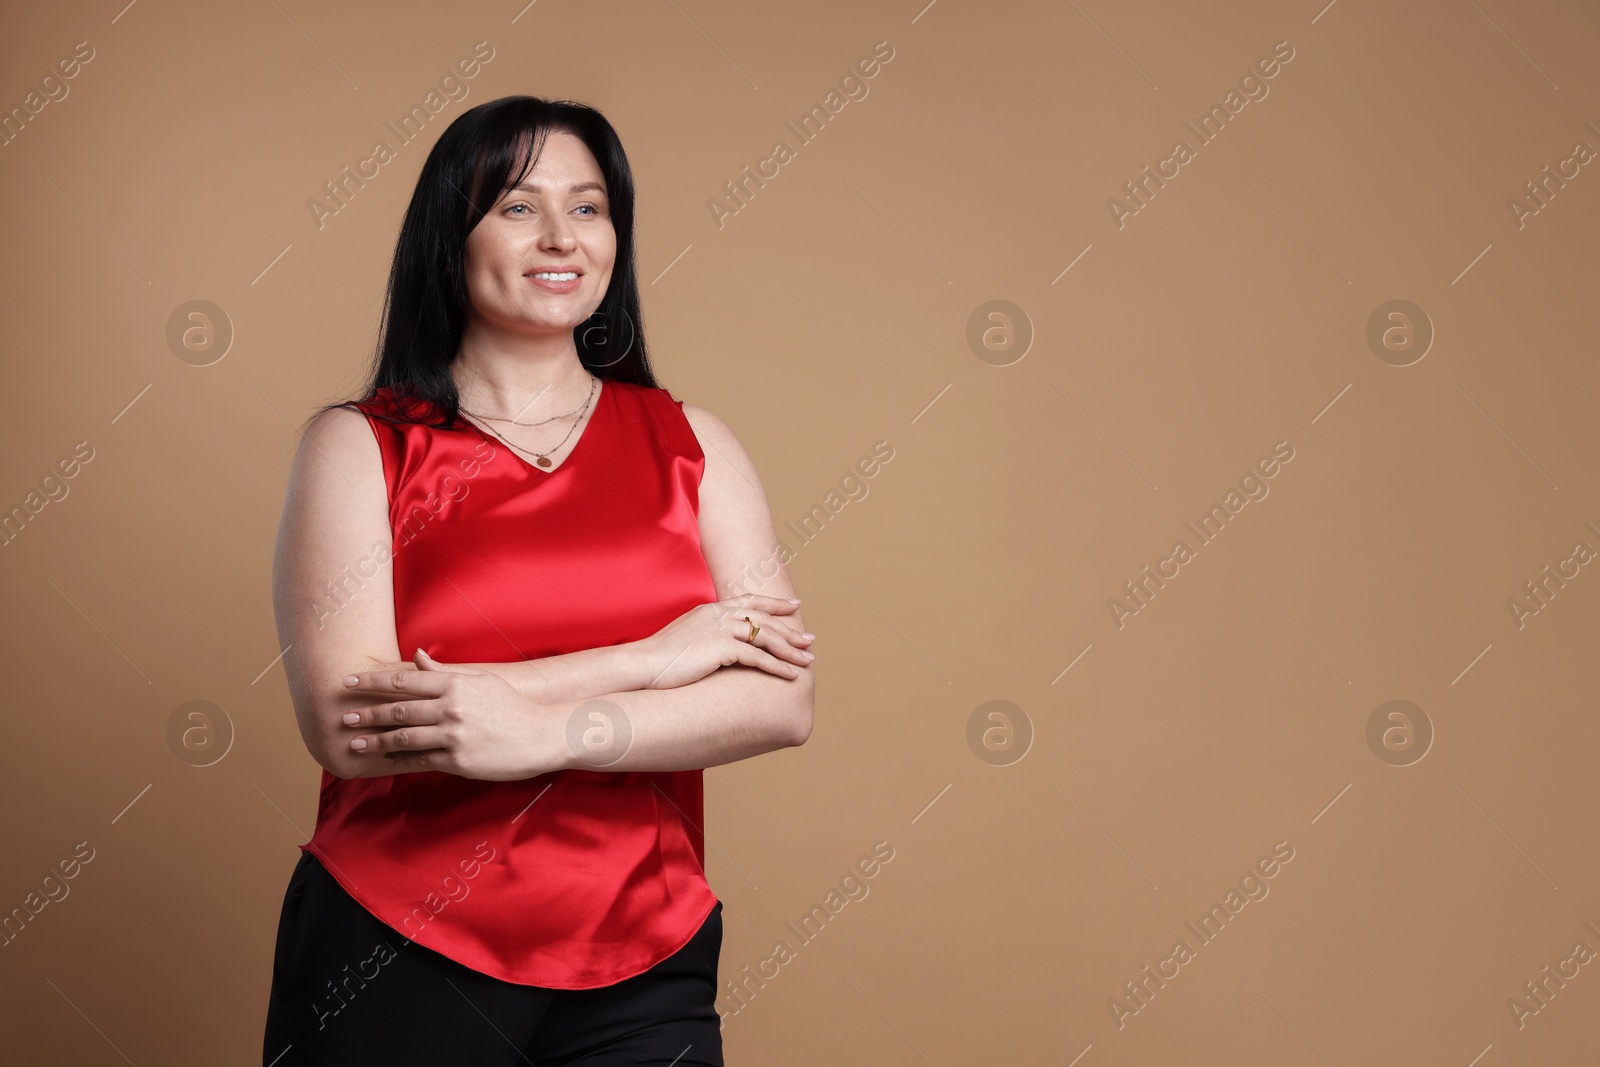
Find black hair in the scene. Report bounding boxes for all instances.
[316,95,657,429]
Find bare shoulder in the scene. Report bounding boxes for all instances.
[273,402,393,639]
[679,400,761,484]
[302,402,375,452]
[292,404,385,486]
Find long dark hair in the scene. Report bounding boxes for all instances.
[318,95,658,429]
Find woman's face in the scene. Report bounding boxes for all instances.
[463,130,616,338]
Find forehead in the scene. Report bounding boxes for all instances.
[512,130,605,189]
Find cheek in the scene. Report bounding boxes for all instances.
[585,246,615,280]
[467,240,529,299]
[589,237,618,281]
[469,223,523,269]
[463,261,499,304]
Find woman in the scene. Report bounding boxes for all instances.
[264,96,815,1066]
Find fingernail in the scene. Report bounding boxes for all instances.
[342,712,361,725]
[343,675,359,686]
[801,651,815,660]
[788,598,801,604]
[351,738,368,750]
[802,633,815,640]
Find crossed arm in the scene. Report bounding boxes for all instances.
[272,399,814,782]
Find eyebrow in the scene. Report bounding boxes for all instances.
[509,181,607,195]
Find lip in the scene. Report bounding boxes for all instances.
[525,266,583,294]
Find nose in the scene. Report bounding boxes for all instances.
[537,214,578,253]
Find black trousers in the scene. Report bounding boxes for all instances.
[263,851,725,1066]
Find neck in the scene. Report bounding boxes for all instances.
[452,330,591,420]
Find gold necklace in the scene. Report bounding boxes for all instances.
[462,375,595,426]
[462,376,597,469]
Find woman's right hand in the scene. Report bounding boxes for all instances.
[630,594,814,690]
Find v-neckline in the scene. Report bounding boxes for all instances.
[465,377,608,477]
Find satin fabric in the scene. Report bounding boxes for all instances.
[302,377,720,989]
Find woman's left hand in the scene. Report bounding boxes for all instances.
[339,648,564,780]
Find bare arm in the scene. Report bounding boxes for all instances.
[374,601,810,707]
[271,405,420,780]
[457,626,803,705]
[539,655,811,772]
[450,644,651,706]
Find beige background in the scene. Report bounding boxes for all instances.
[2,0,1598,1062]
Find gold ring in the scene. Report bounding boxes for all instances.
[743,616,760,643]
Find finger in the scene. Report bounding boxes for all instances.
[414,648,480,672]
[745,614,813,646]
[342,668,452,696]
[728,610,813,661]
[730,594,803,616]
[758,629,816,666]
[717,594,797,620]
[739,615,813,666]
[732,643,805,680]
[728,600,810,637]
[358,724,453,754]
[751,594,802,614]
[382,749,452,773]
[342,698,443,729]
[757,615,813,650]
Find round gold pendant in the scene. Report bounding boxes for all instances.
[536,456,553,468]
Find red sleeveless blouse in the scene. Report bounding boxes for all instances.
[302,377,721,989]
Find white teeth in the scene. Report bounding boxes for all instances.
[532,272,578,281]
